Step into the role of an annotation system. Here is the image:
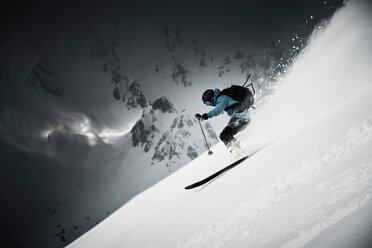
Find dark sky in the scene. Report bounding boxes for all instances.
[1,0,343,53]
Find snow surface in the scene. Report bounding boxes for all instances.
[68,1,372,247]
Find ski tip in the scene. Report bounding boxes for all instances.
[185,184,195,190]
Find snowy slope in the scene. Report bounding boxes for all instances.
[68,1,372,247]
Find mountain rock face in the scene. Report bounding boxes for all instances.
[25,62,64,97]
[152,96,174,113]
[87,18,149,110]
[131,110,158,153]
[131,96,218,171]
[171,63,192,87]
[192,40,209,67]
[163,26,193,88]
[126,81,148,109]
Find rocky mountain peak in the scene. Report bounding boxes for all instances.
[152,96,174,113]
[130,97,218,171]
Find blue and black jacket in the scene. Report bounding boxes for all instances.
[206,88,250,120]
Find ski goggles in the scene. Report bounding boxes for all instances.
[204,101,212,106]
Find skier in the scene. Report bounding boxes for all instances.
[195,85,253,154]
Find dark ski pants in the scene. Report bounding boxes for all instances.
[220,117,250,147]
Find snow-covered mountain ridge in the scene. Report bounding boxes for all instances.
[129,96,218,170]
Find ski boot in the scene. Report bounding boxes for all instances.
[227,140,244,160]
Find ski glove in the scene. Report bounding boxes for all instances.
[195,113,209,120]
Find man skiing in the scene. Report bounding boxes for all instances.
[195,85,254,154]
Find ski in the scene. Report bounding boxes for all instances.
[185,155,249,190]
[184,145,270,190]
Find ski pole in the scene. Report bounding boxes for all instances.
[247,82,256,95]
[197,119,213,155]
[242,74,251,87]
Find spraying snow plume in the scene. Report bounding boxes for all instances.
[245,0,372,143]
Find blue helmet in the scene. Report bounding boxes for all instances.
[202,89,214,103]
